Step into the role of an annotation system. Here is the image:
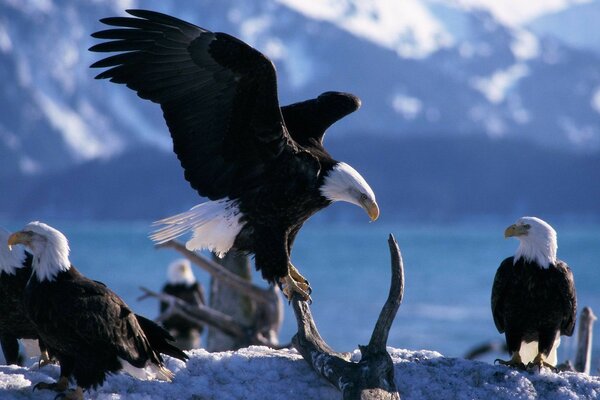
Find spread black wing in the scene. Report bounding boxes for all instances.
[281,91,361,150]
[90,9,296,200]
[491,257,513,333]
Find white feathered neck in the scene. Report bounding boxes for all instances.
[24,222,71,282]
[514,217,557,269]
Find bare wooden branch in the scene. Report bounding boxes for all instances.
[291,234,403,400]
[156,241,273,305]
[368,236,404,353]
[139,286,247,339]
[140,286,284,348]
[575,306,596,374]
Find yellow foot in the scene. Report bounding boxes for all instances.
[280,275,312,303]
[38,350,55,369]
[33,376,69,393]
[288,263,311,293]
[527,354,557,372]
[495,354,526,370]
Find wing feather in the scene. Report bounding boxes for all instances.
[91,9,295,200]
[281,91,360,148]
[491,258,513,333]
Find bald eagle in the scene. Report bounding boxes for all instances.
[90,9,379,301]
[160,259,206,350]
[8,222,187,399]
[0,228,44,365]
[492,217,577,370]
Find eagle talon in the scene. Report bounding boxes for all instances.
[495,356,526,370]
[38,350,54,369]
[527,354,557,372]
[280,275,312,303]
[33,376,70,393]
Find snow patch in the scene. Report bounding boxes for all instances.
[34,91,120,161]
[469,106,507,137]
[19,156,41,175]
[511,29,540,60]
[471,64,529,104]
[276,0,453,58]
[0,347,599,399]
[591,87,600,114]
[450,0,592,26]
[392,94,423,120]
[559,118,599,147]
[0,25,13,53]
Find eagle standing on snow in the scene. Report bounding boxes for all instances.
[0,228,48,365]
[8,222,187,399]
[492,217,577,370]
[90,9,379,301]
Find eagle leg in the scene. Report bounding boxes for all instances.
[280,274,312,303]
[288,263,312,294]
[38,348,54,369]
[53,386,83,400]
[33,376,70,392]
[527,353,557,372]
[494,353,526,369]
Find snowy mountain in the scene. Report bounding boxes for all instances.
[528,0,600,55]
[1,0,599,179]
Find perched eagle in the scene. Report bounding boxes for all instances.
[160,259,206,350]
[8,222,187,399]
[0,227,47,365]
[90,9,379,301]
[492,217,577,370]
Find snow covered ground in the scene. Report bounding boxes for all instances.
[0,346,599,400]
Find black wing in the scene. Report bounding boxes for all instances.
[281,91,360,149]
[491,257,513,333]
[43,276,164,367]
[556,260,577,336]
[90,9,296,200]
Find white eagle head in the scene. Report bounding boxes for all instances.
[0,227,28,275]
[167,258,196,286]
[8,221,71,281]
[320,162,379,221]
[504,216,557,269]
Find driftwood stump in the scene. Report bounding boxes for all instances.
[291,234,403,400]
[150,241,284,349]
[575,306,597,374]
[207,252,256,351]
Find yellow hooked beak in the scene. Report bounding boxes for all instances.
[504,224,529,238]
[7,231,32,251]
[360,198,380,222]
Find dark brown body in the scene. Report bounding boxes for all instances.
[492,257,577,357]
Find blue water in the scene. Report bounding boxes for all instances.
[2,219,599,367]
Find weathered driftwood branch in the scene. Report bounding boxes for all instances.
[139,287,283,348]
[139,287,246,338]
[155,241,284,350]
[575,306,596,374]
[291,234,403,400]
[156,240,274,306]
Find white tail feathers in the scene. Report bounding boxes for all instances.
[518,337,561,366]
[150,199,245,257]
[119,358,174,381]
